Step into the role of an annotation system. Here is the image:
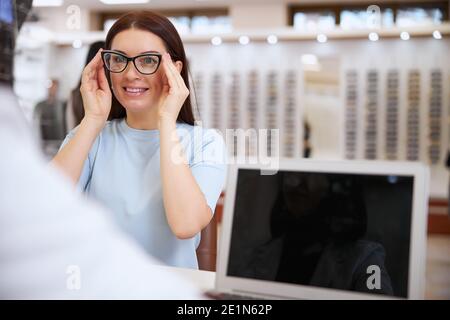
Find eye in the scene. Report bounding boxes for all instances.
[142,56,158,65]
[112,55,126,63]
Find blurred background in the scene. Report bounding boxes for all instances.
[11,0,450,298]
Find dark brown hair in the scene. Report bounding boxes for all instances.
[70,41,105,127]
[104,11,195,125]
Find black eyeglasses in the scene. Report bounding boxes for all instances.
[101,50,162,75]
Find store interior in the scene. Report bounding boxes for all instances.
[11,0,450,299]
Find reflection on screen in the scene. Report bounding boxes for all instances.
[227,169,413,298]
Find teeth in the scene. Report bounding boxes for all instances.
[125,87,146,93]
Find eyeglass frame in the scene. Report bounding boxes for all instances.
[101,50,163,75]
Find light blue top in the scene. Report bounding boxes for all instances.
[61,119,227,269]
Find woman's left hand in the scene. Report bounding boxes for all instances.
[158,53,189,124]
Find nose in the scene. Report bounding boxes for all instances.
[123,61,141,80]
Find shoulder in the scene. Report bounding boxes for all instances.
[63,119,124,154]
[351,240,387,269]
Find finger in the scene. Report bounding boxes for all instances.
[163,53,179,89]
[158,83,170,110]
[158,83,170,105]
[89,49,103,68]
[164,53,184,89]
[82,61,95,83]
[162,53,180,90]
[83,50,102,78]
[167,54,186,90]
[82,49,102,86]
[97,61,110,93]
[82,67,98,91]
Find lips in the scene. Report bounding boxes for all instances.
[122,87,149,97]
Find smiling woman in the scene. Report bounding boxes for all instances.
[104,12,195,127]
[50,11,227,269]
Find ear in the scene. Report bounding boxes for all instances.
[174,60,183,73]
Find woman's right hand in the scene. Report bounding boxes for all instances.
[80,49,112,126]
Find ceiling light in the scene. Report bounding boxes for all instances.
[72,39,82,49]
[433,30,442,40]
[400,31,410,40]
[316,34,327,43]
[267,35,278,45]
[239,36,250,45]
[211,36,222,46]
[368,32,379,41]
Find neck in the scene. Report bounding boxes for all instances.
[125,108,160,130]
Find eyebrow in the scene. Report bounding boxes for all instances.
[113,49,161,55]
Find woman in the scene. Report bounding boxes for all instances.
[51,11,227,269]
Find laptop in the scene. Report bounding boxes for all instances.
[211,159,429,300]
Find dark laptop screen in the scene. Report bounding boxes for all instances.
[227,169,414,298]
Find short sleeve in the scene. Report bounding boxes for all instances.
[59,126,100,192]
[189,128,227,214]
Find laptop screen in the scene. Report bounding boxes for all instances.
[227,169,414,298]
